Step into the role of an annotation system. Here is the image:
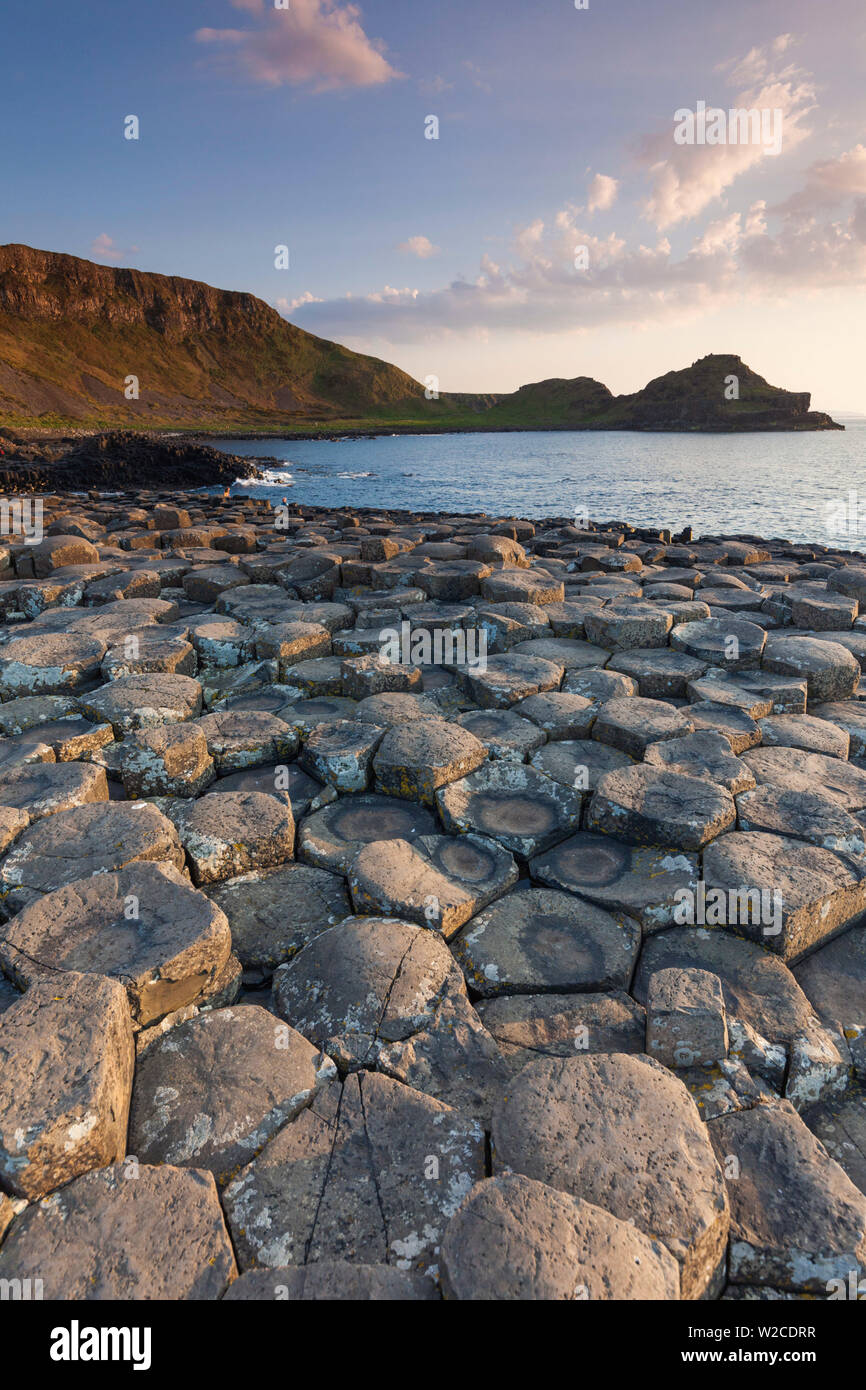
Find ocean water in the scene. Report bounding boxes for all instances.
[210,421,866,548]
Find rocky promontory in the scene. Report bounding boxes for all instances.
[0,431,265,491]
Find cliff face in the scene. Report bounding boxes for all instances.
[0,244,427,428]
[0,246,842,433]
[0,244,278,337]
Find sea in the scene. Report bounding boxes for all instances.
[209,420,866,549]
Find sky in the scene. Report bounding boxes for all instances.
[2,0,865,410]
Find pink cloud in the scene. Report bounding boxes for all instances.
[639,37,816,230]
[89,234,139,263]
[772,144,866,217]
[398,235,439,259]
[194,0,402,92]
[286,180,866,344]
[587,173,619,214]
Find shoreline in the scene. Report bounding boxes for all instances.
[2,414,847,450]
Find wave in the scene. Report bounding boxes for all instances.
[235,469,294,487]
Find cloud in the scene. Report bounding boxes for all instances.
[89,234,139,263]
[276,291,324,314]
[461,60,492,94]
[640,36,816,229]
[287,173,866,344]
[398,235,440,259]
[772,144,866,217]
[587,173,619,213]
[194,0,402,92]
[419,75,453,96]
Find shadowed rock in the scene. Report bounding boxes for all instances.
[437,762,584,858]
[209,862,350,984]
[451,885,640,996]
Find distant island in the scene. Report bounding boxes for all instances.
[0,244,842,437]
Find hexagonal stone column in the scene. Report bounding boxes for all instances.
[671,617,766,671]
[529,831,698,933]
[0,1164,237,1299]
[440,1174,679,1300]
[175,789,295,884]
[0,972,133,1199]
[633,927,815,1046]
[584,601,674,651]
[0,800,186,918]
[209,862,351,985]
[646,967,729,1069]
[708,1101,866,1292]
[456,653,564,709]
[742,745,866,810]
[437,762,584,859]
[373,718,487,805]
[592,696,693,757]
[194,709,298,773]
[491,1053,729,1299]
[298,793,438,874]
[762,636,860,703]
[272,915,466,1069]
[703,830,866,962]
[451,886,640,996]
[348,832,517,938]
[477,990,646,1073]
[80,673,203,734]
[300,719,385,792]
[120,724,216,798]
[0,633,107,697]
[0,861,232,1026]
[128,1005,335,1183]
[736,785,865,855]
[588,764,736,850]
[0,761,108,822]
[223,1071,485,1273]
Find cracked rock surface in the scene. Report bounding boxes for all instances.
[1,493,866,1301]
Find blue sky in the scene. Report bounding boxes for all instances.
[2,0,865,408]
